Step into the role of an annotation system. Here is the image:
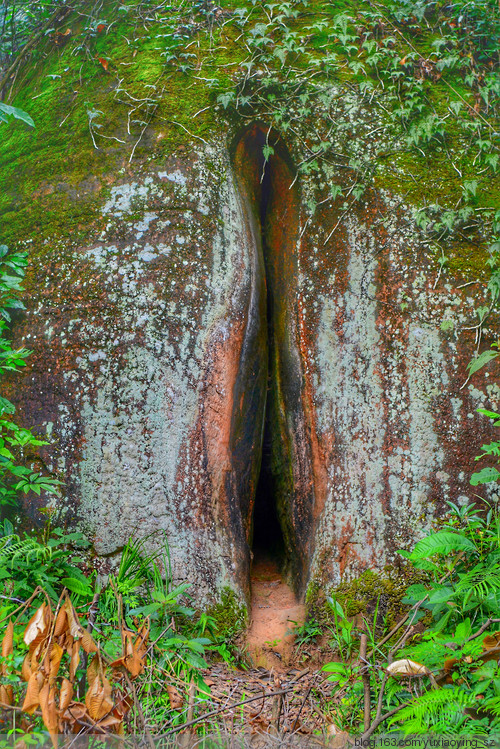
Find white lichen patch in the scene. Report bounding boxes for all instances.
[71,143,257,604]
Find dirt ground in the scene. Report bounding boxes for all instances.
[193,556,338,744]
[246,555,306,670]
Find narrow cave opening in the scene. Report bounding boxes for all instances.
[232,123,310,595]
[252,415,285,563]
[250,131,286,568]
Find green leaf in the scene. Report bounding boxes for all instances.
[322,662,347,672]
[430,608,454,633]
[471,467,500,486]
[61,576,93,597]
[129,602,161,616]
[478,408,500,420]
[327,597,346,620]
[408,531,475,560]
[468,349,499,375]
[0,398,15,416]
[440,319,454,331]
[262,144,274,161]
[0,103,34,127]
[427,585,453,604]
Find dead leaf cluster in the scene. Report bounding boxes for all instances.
[0,596,151,747]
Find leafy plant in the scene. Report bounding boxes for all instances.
[0,103,33,127]
[0,519,93,605]
[0,244,61,513]
[0,530,219,737]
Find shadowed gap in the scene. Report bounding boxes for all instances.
[251,137,285,565]
[232,123,309,595]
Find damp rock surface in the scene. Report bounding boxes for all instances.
[1,5,499,608]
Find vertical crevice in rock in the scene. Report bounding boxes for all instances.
[231,124,314,595]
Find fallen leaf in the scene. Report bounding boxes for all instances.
[327,723,350,748]
[483,632,500,650]
[166,684,183,710]
[387,659,430,676]
[97,57,109,71]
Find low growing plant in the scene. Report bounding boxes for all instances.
[323,394,500,736]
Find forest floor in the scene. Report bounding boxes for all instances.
[246,555,305,669]
[192,557,337,744]
[201,663,335,743]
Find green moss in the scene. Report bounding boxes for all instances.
[306,566,424,632]
[206,587,247,640]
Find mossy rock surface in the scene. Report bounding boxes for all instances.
[1,0,499,605]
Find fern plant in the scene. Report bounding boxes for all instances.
[389,688,485,735]
[470,408,500,486]
[388,500,500,735]
[0,518,93,606]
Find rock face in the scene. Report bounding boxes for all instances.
[17,141,271,603]
[2,8,499,607]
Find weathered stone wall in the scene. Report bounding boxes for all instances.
[13,143,269,603]
[1,4,499,608]
[300,195,500,589]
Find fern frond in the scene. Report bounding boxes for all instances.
[0,535,51,566]
[482,696,500,718]
[409,532,476,562]
[477,441,500,458]
[457,564,500,602]
[389,688,476,733]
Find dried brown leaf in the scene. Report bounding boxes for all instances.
[53,606,68,638]
[48,642,64,681]
[387,659,429,676]
[22,671,45,714]
[483,631,500,650]
[80,629,98,654]
[0,684,13,706]
[86,654,100,689]
[109,656,126,670]
[24,604,50,647]
[166,684,183,710]
[69,640,80,681]
[64,600,97,653]
[1,620,14,673]
[97,714,123,729]
[59,678,73,712]
[39,680,59,748]
[64,600,81,639]
[85,670,113,722]
[61,701,88,732]
[118,626,148,678]
[21,653,32,682]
